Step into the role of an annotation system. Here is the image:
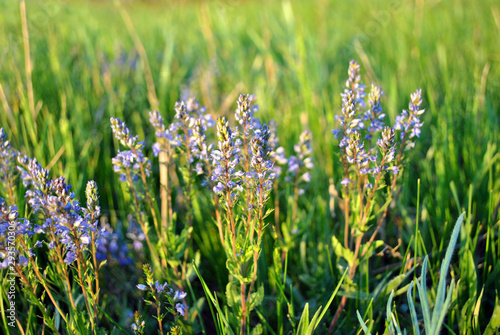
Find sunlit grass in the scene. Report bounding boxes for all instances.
[0,0,499,333]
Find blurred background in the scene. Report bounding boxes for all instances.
[1,0,498,214]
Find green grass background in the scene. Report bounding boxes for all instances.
[1,0,499,333]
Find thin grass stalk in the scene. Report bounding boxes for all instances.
[19,0,36,124]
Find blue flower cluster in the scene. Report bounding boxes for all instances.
[249,124,275,209]
[268,120,288,177]
[0,198,29,268]
[150,98,214,176]
[332,89,360,146]
[95,219,133,265]
[136,279,188,316]
[131,312,145,335]
[126,214,146,252]
[394,89,425,150]
[235,94,258,135]
[346,60,366,108]
[0,128,129,270]
[19,158,108,264]
[135,264,189,330]
[364,84,385,140]
[192,117,214,176]
[110,117,151,183]
[211,116,244,198]
[149,110,174,157]
[0,128,19,198]
[332,61,427,187]
[287,130,314,194]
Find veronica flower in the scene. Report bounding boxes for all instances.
[377,127,396,163]
[345,131,370,168]
[148,110,174,158]
[364,84,385,140]
[345,60,366,108]
[19,256,29,267]
[110,118,152,185]
[333,89,363,145]
[192,118,213,163]
[166,98,214,180]
[64,250,77,264]
[170,101,196,160]
[249,124,275,210]
[0,198,23,266]
[235,94,259,192]
[176,302,188,316]
[110,117,140,148]
[131,311,145,335]
[18,158,50,214]
[111,150,150,180]
[235,94,258,132]
[211,117,243,200]
[268,120,288,177]
[17,158,103,260]
[0,128,19,199]
[394,89,426,151]
[287,130,314,186]
[174,290,187,301]
[126,215,145,251]
[155,280,169,294]
[85,180,99,212]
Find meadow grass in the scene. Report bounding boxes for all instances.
[0,0,499,333]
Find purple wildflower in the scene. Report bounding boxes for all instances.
[0,128,19,197]
[211,116,243,201]
[64,250,77,264]
[284,130,314,197]
[394,89,426,150]
[174,290,187,301]
[346,60,366,108]
[175,302,188,316]
[110,118,152,182]
[341,178,352,186]
[364,84,385,139]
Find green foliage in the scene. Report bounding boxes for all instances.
[0,0,499,334]
[358,212,466,335]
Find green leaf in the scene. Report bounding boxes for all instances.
[459,248,477,303]
[430,212,465,333]
[374,269,414,300]
[356,310,371,334]
[296,303,309,335]
[247,285,264,312]
[416,256,432,335]
[484,298,500,335]
[407,282,421,335]
[305,305,324,334]
[459,296,474,334]
[193,263,235,335]
[331,234,354,266]
[225,281,242,313]
[250,324,263,335]
[434,279,455,334]
[226,259,246,283]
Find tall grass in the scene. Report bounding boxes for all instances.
[0,0,499,333]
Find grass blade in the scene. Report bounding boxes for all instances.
[431,212,465,330]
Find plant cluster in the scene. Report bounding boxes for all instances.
[0,61,484,335]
